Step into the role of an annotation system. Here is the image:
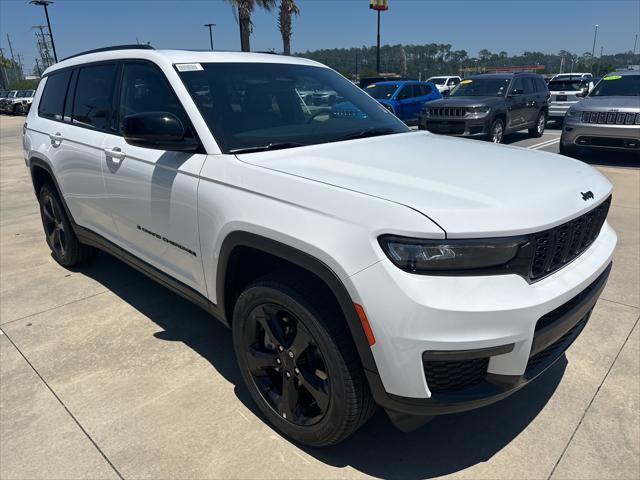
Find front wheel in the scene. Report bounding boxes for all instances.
[232,275,375,446]
[488,118,505,143]
[529,111,547,138]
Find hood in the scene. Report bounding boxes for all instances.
[576,96,640,112]
[237,132,612,238]
[426,96,504,107]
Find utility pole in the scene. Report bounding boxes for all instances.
[590,24,599,73]
[597,46,603,75]
[559,55,564,74]
[204,23,216,51]
[369,0,388,74]
[30,1,57,63]
[33,25,54,70]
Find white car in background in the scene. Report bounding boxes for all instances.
[427,75,461,95]
[548,76,594,121]
[24,46,616,446]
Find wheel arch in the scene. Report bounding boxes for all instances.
[216,231,379,374]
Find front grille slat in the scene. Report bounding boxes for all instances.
[529,197,611,280]
[582,111,637,125]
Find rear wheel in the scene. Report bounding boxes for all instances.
[232,275,375,446]
[488,118,504,143]
[38,184,98,267]
[529,111,547,137]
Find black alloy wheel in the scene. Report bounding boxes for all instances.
[241,303,330,426]
[41,190,68,259]
[38,184,98,266]
[232,276,376,446]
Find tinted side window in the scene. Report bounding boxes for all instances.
[524,78,536,94]
[537,78,548,93]
[72,64,117,130]
[397,85,413,99]
[117,62,190,133]
[511,78,525,94]
[38,70,72,120]
[421,84,433,95]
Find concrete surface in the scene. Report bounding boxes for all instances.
[1,114,638,479]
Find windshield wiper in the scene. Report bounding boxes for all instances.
[229,142,307,154]
[332,127,397,143]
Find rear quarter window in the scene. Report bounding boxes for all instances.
[38,70,72,121]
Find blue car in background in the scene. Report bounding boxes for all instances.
[364,80,442,125]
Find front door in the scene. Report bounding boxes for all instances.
[507,78,528,129]
[101,61,208,294]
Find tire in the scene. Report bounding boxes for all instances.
[487,118,504,143]
[38,183,98,267]
[232,274,376,446]
[528,111,546,138]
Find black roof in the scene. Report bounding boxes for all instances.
[61,44,154,62]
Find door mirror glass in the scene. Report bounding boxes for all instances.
[122,112,199,151]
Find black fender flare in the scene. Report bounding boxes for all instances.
[216,231,379,374]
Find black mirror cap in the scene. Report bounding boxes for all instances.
[122,112,199,152]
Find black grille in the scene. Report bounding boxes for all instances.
[525,314,589,375]
[429,107,466,117]
[582,111,639,125]
[529,197,611,280]
[423,357,488,393]
[425,121,466,135]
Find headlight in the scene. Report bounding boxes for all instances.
[566,107,579,117]
[466,106,491,114]
[378,235,523,272]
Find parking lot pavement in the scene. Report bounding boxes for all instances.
[1,114,638,480]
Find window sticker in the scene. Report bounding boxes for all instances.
[176,63,204,72]
[460,79,473,84]
[602,75,622,81]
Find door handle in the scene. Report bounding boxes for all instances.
[49,132,63,146]
[104,147,125,162]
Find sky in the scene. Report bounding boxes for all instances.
[1,0,638,73]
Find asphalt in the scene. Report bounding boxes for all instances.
[1,114,638,480]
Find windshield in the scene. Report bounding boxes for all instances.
[428,77,446,85]
[548,80,589,92]
[179,62,409,153]
[590,74,639,97]
[365,83,399,99]
[450,78,510,97]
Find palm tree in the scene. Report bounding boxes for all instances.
[227,0,276,52]
[278,0,300,56]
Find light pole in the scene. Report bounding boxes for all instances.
[369,0,388,74]
[30,0,57,62]
[204,23,216,51]
[590,24,599,73]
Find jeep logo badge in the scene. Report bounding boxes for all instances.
[581,191,595,201]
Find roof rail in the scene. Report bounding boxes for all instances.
[60,44,154,62]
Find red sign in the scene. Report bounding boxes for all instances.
[370,0,388,11]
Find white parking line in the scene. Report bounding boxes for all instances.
[528,137,560,150]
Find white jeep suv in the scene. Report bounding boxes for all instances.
[23,46,616,446]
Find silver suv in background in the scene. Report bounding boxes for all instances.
[548,76,594,121]
[560,70,640,155]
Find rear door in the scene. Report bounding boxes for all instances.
[48,63,119,239]
[507,78,528,128]
[101,60,208,294]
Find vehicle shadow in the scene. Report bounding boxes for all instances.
[74,252,566,479]
[572,149,640,169]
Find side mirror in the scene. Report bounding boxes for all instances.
[122,112,199,152]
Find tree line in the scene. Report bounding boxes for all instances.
[296,44,640,79]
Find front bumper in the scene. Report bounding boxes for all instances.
[419,116,490,138]
[562,117,640,151]
[349,222,616,415]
